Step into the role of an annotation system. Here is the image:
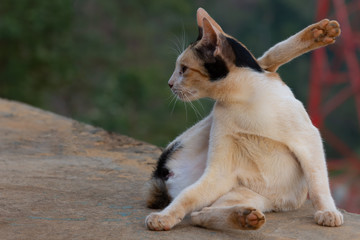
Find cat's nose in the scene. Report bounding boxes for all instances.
[168,83,174,89]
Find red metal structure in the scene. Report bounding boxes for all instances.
[309,0,360,212]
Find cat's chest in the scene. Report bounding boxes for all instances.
[213,100,277,136]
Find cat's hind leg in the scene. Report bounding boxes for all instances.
[258,19,341,72]
[191,186,272,230]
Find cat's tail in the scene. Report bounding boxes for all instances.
[146,177,172,209]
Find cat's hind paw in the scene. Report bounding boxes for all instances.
[312,19,341,45]
[230,207,265,230]
[314,210,344,227]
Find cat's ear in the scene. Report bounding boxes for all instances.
[201,18,219,47]
[200,18,227,58]
[196,8,224,34]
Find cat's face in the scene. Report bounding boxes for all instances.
[168,8,262,102]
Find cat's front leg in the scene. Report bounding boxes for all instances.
[146,166,234,231]
[145,212,181,231]
[146,127,236,231]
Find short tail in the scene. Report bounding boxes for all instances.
[146,177,172,209]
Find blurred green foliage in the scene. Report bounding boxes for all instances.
[0,0,358,157]
[0,0,74,105]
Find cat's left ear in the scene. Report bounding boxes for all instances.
[196,8,224,35]
[200,18,227,58]
[201,18,219,46]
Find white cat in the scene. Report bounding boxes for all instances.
[146,8,343,231]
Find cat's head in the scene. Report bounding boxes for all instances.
[168,8,263,102]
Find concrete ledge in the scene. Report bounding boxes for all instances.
[0,98,359,240]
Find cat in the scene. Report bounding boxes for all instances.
[145,8,342,231]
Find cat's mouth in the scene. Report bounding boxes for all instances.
[172,88,198,102]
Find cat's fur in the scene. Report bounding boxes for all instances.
[146,8,343,231]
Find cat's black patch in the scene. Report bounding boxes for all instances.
[204,56,229,81]
[226,37,263,72]
[152,141,182,180]
[148,141,181,209]
[196,27,203,41]
[147,178,172,209]
[194,45,229,81]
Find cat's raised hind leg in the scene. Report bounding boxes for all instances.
[191,187,272,230]
[258,19,341,72]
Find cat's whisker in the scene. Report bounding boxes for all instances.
[186,97,200,120]
[166,92,174,101]
[183,91,203,120]
[183,100,188,121]
[189,100,203,120]
[166,44,179,55]
[169,35,182,55]
[170,95,178,116]
[181,22,187,52]
[177,91,188,120]
[167,46,181,56]
[194,98,206,113]
[168,93,177,107]
[172,87,204,120]
[174,35,184,55]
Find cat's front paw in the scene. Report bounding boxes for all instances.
[145,212,180,231]
[314,210,344,227]
[312,19,341,45]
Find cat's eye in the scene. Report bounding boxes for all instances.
[180,65,188,75]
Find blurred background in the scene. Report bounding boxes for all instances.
[0,0,359,212]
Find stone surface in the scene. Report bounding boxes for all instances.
[0,98,359,240]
